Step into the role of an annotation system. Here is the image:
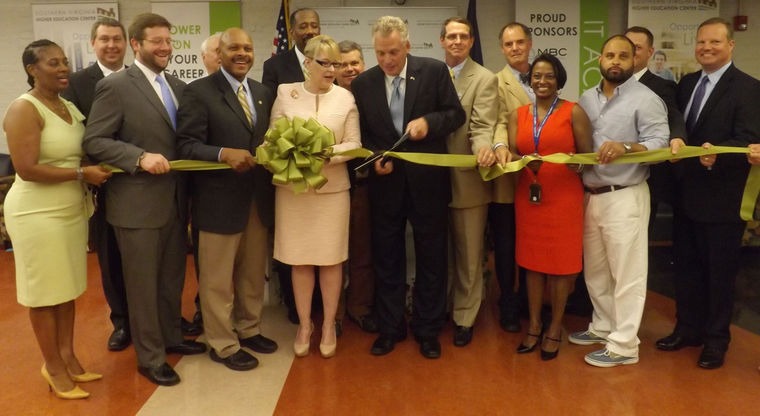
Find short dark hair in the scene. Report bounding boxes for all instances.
[90,17,126,42]
[128,13,171,43]
[338,40,363,60]
[653,50,667,60]
[22,39,59,88]
[290,8,319,28]
[440,16,472,39]
[498,22,531,43]
[529,53,567,89]
[601,34,635,55]
[625,26,654,47]
[698,17,733,40]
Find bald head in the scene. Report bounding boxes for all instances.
[201,32,221,74]
[219,28,254,81]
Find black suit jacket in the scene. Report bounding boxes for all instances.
[61,63,104,122]
[675,64,760,222]
[640,69,687,204]
[351,55,465,211]
[176,70,275,233]
[261,49,304,95]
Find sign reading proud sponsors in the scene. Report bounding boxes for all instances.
[32,3,119,72]
[517,0,608,101]
[151,1,240,83]
[628,0,720,82]
[313,8,456,69]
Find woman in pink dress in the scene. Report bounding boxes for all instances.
[270,35,361,358]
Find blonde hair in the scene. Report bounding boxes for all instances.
[371,16,409,43]
[303,35,340,62]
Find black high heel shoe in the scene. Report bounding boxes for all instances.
[517,331,542,354]
[540,335,562,361]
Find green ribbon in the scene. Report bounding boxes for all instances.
[255,116,337,193]
[104,145,759,221]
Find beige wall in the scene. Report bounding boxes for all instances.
[1,0,757,153]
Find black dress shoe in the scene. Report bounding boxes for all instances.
[166,340,207,355]
[370,335,397,356]
[499,310,521,333]
[210,349,259,371]
[181,317,203,336]
[655,333,702,351]
[192,310,203,325]
[239,334,278,354]
[138,363,180,386]
[350,314,379,333]
[108,327,131,351]
[698,347,725,369]
[418,337,441,359]
[453,326,473,347]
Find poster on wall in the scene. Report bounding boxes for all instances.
[313,8,457,69]
[151,1,240,82]
[32,3,119,72]
[628,0,720,82]
[516,0,608,101]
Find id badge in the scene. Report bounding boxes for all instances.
[529,182,542,205]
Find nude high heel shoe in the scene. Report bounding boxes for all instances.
[41,364,89,400]
[293,321,314,357]
[68,369,103,382]
[320,323,337,358]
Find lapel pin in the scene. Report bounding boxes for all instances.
[409,76,415,81]
[257,100,262,105]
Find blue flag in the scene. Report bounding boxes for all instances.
[467,0,483,65]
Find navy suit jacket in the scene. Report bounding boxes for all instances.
[675,64,760,222]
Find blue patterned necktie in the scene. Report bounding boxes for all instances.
[686,76,709,133]
[389,76,404,136]
[156,75,177,129]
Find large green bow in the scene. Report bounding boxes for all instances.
[256,117,336,193]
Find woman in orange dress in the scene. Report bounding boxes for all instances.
[507,54,592,360]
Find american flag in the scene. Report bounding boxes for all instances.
[272,0,290,56]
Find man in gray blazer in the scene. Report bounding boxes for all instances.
[83,13,205,386]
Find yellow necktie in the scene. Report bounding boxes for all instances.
[237,84,252,127]
[449,68,455,82]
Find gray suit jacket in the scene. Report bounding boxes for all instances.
[83,65,187,229]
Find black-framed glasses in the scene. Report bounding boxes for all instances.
[314,59,341,69]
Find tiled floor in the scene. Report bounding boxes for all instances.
[1,245,759,416]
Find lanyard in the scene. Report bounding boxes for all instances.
[532,96,559,154]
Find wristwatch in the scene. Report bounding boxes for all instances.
[622,142,632,153]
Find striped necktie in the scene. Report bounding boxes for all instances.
[449,68,455,82]
[237,84,253,127]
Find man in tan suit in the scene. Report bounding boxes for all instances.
[440,17,498,347]
[491,22,534,333]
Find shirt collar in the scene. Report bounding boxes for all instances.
[448,58,468,81]
[508,64,528,85]
[97,60,125,77]
[596,75,638,97]
[384,58,408,84]
[294,46,307,73]
[133,59,162,82]
[633,67,648,81]
[701,60,732,85]
[220,66,249,93]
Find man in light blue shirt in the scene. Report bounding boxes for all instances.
[569,35,668,368]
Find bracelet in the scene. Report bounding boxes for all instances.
[76,167,84,181]
[492,142,507,151]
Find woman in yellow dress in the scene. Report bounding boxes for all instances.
[3,40,111,399]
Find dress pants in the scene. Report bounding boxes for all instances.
[583,182,650,358]
[93,187,129,330]
[347,182,375,319]
[488,203,518,314]
[449,204,489,327]
[372,185,448,339]
[113,210,186,368]
[672,213,745,351]
[199,203,268,358]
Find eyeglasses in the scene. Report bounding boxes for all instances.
[313,59,341,69]
[144,38,172,47]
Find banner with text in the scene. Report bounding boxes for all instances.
[628,0,720,82]
[32,3,119,72]
[152,1,240,82]
[313,8,457,69]
[516,0,608,101]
